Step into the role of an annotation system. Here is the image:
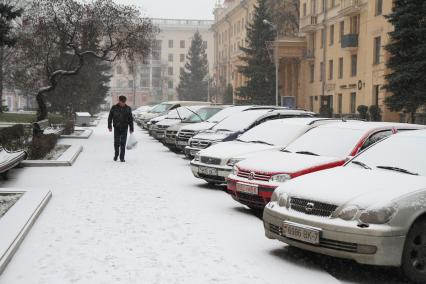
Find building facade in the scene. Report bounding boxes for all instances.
[276,0,397,120]
[109,18,214,107]
[212,0,258,102]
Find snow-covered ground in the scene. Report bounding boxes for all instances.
[0,116,409,284]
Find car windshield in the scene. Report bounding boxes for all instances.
[183,107,222,123]
[206,106,250,123]
[238,120,307,146]
[166,107,193,120]
[349,134,426,176]
[150,103,173,113]
[212,109,270,132]
[285,126,366,157]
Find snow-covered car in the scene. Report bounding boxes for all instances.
[190,118,340,185]
[133,105,152,117]
[164,106,225,150]
[185,108,313,158]
[177,106,254,155]
[227,122,425,210]
[151,106,207,140]
[263,130,426,283]
[147,114,168,136]
[139,101,211,129]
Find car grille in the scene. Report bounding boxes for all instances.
[177,130,195,141]
[237,169,271,182]
[233,192,265,208]
[157,125,169,130]
[289,198,338,217]
[200,156,221,165]
[190,139,211,149]
[268,223,358,253]
[166,130,178,139]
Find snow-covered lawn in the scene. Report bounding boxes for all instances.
[0,117,409,283]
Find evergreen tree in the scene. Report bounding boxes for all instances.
[177,31,209,101]
[237,0,276,105]
[266,0,299,36]
[384,0,426,122]
[0,3,23,112]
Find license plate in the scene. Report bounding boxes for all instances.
[177,141,188,146]
[199,166,218,176]
[236,182,258,195]
[282,221,320,244]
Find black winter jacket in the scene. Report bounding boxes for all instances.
[108,104,134,132]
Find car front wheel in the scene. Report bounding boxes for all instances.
[402,218,426,283]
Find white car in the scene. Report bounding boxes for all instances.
[263,130,426,283]
[190,118,340,185]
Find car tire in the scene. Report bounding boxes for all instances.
[402,218,426,283]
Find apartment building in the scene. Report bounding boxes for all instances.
[110,18,214,107]
[276,0,396,120]
[212,0,258,101]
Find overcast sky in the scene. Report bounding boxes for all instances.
[115,0,217,20]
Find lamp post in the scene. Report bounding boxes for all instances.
[263,19,279,107]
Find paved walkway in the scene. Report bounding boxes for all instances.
[0,116,405,284]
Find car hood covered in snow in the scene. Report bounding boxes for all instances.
[167,122,191,132]
[180,121,216,132]
[191,130,236,142]
[199,141,277,160]
[156,119,182,127]
[236,151,343,175]
[277,167,426,209]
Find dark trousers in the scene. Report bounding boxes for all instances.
[114,127,128,160]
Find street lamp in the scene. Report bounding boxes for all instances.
[263,19,279,107]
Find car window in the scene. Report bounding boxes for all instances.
[350,134,426,176]
[212,109,270,132]
[150,103,172,113]
[286,126,366,157]
[359,130,393,151]
[183,107,222,123]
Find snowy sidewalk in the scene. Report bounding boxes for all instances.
[0,117,348,283]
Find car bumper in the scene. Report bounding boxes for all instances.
[226,175,278,209]
[263,206,406,266]
[190,161,232,183]
[184,146,202,158]
[164,137,177,147]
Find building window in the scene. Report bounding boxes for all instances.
[168,80,174,89]
[168,40,173,48]
[168,67,173,76]
[303,3,307,16]
[338,57,343,79]
[350,92,356,114]
[351,54,357,77]
[128,80,133,88]
[329,60,334,80]
[373,36,381,65]
[338,94,343,114]
[329,25,334,46]
[320,61,324,81]
[180,40,185,48]
[309,64,315,83]
[203,41,208,49]
[180,54,185,62]
[350,15,360,34]
[320,29,325,48]
[339,21,344,42]
[140,79,149,87]
[168,54,173,62]
[375,0,383,16]
[180,67,184,74]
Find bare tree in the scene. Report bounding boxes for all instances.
[12,0,155,127]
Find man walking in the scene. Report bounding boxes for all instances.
[108,96,134,162]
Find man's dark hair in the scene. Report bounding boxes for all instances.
[119,96,127,102]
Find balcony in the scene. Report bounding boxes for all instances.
[300,15,318,33]
[341,34,359,50]
[339,0,366,16]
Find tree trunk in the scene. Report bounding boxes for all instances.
[36,91,48,121]
[0,47,4,113]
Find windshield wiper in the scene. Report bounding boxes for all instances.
[377,166,419,176]
[281,149,291,153]
[352,161,372,170]
[235,138,248,143]
[175,109,182,120]
[185,107,204,122]
[248,140,273,146]
[295,151,319,156]
[215,129,231,132]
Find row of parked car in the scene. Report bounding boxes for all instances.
[134,102,426,283]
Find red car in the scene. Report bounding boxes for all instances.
[227,121,424,210]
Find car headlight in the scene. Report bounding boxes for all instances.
[270,191,281,202]
[337,205,360,221]
[194,153,200,162]
[358,204,398,224]
[270,174,292,183]
[227,158,244,167]
[278,192,289,208]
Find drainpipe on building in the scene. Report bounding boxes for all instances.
[225,16,233,104]
[321,0,328,110]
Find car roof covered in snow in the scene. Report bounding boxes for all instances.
[316,121,425,131]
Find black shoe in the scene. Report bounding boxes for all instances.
[120,160,125,163]
[114,156,118,161]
